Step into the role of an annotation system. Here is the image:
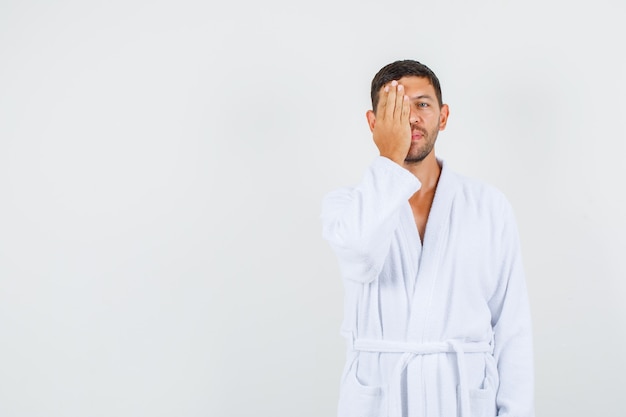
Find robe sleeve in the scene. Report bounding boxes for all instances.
[320,156,421,284]
[488,200,535,417]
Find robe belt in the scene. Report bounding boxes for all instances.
[351,338,493,417]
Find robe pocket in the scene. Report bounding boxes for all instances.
[337,358,382,417]
[456,385,497,417]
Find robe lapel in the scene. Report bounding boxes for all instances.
[406,159,459,342]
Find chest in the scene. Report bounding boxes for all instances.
[409,190,436,242]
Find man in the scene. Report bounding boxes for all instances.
[321,60,534,417]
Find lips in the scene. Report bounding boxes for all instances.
[411,130,424,140]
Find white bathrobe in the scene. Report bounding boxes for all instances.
[321,157,534,417]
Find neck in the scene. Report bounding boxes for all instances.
[403,151,441,191]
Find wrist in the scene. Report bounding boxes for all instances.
[380,152,405,166]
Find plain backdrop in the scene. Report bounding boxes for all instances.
[1,1,625,416]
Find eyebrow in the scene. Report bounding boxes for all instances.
[409,94,435,101]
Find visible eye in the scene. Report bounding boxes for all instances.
[418,102,429,108]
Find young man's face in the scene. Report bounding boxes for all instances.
[394,76,449,163]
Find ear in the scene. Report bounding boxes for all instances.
[438,104,450,131]
[366,110,376,133]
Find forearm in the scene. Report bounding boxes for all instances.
[493,305,534,416]
[321,156,419,283]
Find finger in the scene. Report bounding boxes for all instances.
[401,94,410,124]
[377,84,389,118]
[394,83,405,120]
[384,80,398,121]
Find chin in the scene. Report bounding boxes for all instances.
[405,147,434,164]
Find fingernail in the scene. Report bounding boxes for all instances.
[384,86,389,92]
[398,85,403,91]
[391,80,398,86]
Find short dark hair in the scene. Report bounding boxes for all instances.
[371,60,443,112]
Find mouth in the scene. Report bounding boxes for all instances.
[411,130,425,141]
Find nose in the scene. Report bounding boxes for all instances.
[409,109,420,125]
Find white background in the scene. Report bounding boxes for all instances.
[1,1,625,416]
